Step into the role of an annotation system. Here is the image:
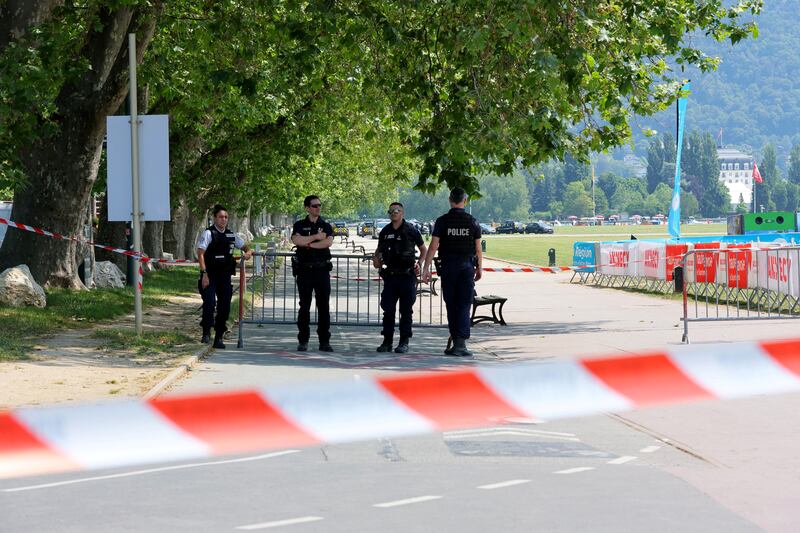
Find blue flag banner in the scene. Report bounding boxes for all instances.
[668,82,690,239]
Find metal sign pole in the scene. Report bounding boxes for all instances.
[129,33,143,335]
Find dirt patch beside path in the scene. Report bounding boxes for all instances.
[0,294,207,409]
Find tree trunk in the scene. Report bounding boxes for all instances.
[163,219,177,256]
[0,0,63,54]
[184,209,202,260]
[0,5,161,288]
[228,205,252,242]
[168,199,189,259]
[96,194,129,272]
[142,220,163,269]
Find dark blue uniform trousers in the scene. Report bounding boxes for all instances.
[440,260,475,340]
[296,267,331,344]
[380,273,417,339]
[199,272,233,334]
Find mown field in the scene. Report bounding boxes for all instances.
[483,223,727,266]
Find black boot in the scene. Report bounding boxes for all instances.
[450,337,473,357]
[394,336,409,353]
[213,332,226,349]
[201,329,211,344]
[444,336,455,355]
[377,336,393,352]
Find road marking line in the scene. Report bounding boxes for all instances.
[477,479,531,490]
[640,445,661,453]
[446,428,576,437]
[373,495,442,508]
[607,456,637,465]
[554,467,595,475]
[2,450,300,493]
[236,516,324,530]
[444,429,581,442]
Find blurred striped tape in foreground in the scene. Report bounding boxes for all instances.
[2,338,799,479]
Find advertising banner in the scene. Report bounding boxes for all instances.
[598,242,636,276]
[751,247,800,298]
[693,242,721,283]
[637,241,666,280]
[573,242,597,273]
[725,243,753,289]
[665,244,688,281]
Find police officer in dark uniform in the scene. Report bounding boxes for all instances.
[197,204,252,349]
[373,202,427,353]
[422,188,482,356]
[291,195,334,352]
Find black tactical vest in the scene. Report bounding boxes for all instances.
[437,210,475,258]
[380,222,417,271]
[205,225,236,275]
[295,217,332,264]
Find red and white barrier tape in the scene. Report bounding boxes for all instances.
[2,337,799,479]
[482,266,575,273]
[0,217,197,265]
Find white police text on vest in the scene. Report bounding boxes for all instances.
[447,228,471,236]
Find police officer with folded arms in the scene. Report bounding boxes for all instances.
[291,195,334,352]
[197,204,252,349]
[422,187,482,356]
[373,202,427,353]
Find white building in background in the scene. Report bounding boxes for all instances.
[717,148,754,208]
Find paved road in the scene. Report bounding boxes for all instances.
[2,243,798,532]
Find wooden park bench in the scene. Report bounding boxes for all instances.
[471,294,507,326]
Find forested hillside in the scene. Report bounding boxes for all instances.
[639,0,800,166]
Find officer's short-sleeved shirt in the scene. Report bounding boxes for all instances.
[197,226,246,250]
[432,208,482,240]
[292,215,334,262]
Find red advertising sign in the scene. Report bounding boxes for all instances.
[726,244,752,289]
[665,244,688,281]
[694,242,720,283]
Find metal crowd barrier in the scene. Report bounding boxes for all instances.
[681,246,800,343]
[589,272,673,293]
[237,251,445,347]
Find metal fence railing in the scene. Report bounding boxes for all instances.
[237,251,445,348]
[681,246,800,343]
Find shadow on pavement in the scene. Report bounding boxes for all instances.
[213,323,501,371]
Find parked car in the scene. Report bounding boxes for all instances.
[496,220,523,234]
[372,218,390,239]
[524,221,554,234]
[331,221,349,237]
[479,223,496,234]
[358,221,374,237]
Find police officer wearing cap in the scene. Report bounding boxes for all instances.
[373,202,427,353]
[291,195,334,352]
[422,187,482,356]
[197,204,252,349]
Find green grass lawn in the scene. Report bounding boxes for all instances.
[0,266,200,361]
[483,223,727,266]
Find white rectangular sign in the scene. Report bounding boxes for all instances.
[107,114,170,221]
